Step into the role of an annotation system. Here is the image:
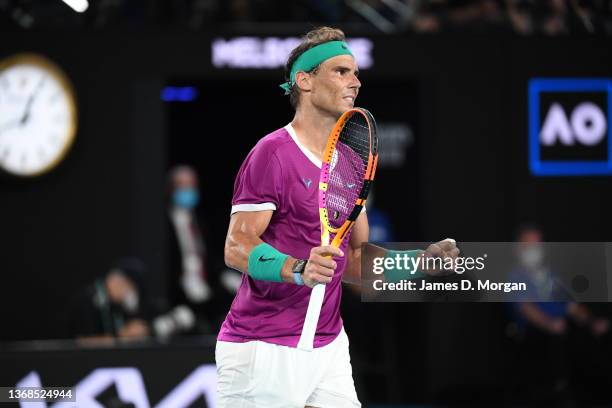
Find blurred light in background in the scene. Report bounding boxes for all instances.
[161,87,199,102]
[212,37,374,69]
[377,123,414,168]
[61,0,88,13]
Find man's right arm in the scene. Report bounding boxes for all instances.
[224,210,296,284]
[224,210,341,287]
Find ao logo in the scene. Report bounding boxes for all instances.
[16,365,217,408]
[541,102,607,146]
[529,78,612,176]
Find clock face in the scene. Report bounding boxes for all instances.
[0,54,77,176]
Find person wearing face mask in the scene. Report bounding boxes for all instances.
[508,223,610,403]
[167,165,213,309]
[67,257,151,341]
[511,224,608,336]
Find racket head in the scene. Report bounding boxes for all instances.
[319,107,378,247]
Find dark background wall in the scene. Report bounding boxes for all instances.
[1,31,611,332]
[1,31,611,403]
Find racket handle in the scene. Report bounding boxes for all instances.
[297,231,333,351]
[297,283,325,351]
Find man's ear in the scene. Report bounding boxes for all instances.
[295,71,312,92]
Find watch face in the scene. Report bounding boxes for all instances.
[293,259,307,274]
[0,54,77,176]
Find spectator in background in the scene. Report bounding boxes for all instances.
[68,257,151,342]
[511,223,608,336]
[414,0,512,33]
[540,0,570,35]
[411,0,612,35]
[167,164,230,335]
[509,223,610,402]
[167,165,211,305]
[506,0,611,34]
[505,0,537,34]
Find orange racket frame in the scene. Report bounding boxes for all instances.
[318,107,379,248]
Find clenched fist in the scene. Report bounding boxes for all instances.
[302,246,344,288]
[422,238,460,276]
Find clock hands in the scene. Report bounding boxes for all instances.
[0,55,76,177]
[0,76,46,136]
[20,76,46,125]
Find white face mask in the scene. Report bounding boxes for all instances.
[122,290,139,313]
[519,246,544,270]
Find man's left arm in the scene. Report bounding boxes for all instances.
[342,211,462,285]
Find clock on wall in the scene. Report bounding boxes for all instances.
[0,53,77,177]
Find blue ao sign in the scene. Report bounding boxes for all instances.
[529,78,612,176]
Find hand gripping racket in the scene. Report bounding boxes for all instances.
[297,107,379,350]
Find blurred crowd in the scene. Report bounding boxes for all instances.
[411,0,612,35]
[2,0,611,34]
[65,165,241,345]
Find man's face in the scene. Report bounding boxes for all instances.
[307,55,361,118]
[517,229,545,270]
[519,229,542,245]
[106,271,136,304]
[173,169,198,192]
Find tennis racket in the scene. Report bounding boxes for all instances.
[297,107,379,351]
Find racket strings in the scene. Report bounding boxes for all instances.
[341,121,371,161]
[325,113,372,229]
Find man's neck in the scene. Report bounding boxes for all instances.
[290,105,337,161]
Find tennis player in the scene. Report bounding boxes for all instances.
[216,26,459,408]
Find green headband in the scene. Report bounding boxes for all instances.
[280,40,354,95]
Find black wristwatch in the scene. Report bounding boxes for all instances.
[292,259,307,285]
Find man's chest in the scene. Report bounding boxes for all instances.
[281,165,320,221]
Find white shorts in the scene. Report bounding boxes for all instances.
[215,328,361,408]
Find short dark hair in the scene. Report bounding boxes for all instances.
[284,26,346,109]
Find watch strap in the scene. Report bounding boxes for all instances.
[292,259,307,286]
[293,272,305,286]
